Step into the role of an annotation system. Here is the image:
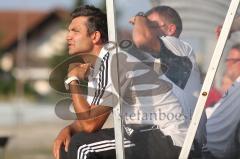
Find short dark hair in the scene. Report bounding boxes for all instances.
[146,6,182,37]
[232,43,240,52]
[71,5,108,43]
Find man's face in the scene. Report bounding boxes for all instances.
[66,16,94,55]
[147,12,172,36]
[225,48,240,81]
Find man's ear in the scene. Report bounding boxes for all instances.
[91,31,101,44]
[167,24,177,36]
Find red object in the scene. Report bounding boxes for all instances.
[205,87,222,107]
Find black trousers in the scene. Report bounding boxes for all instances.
[60,128,181,159]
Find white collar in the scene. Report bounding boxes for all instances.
[98,47,109,60]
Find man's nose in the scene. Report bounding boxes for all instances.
[66,32,72,41]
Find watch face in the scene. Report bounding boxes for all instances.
[136,12,145,17]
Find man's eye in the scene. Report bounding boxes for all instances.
[71,29,80,32]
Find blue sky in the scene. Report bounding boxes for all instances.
[115,0,151,28]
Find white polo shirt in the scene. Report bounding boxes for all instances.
[132,36,205,146]
[87,47,188,147]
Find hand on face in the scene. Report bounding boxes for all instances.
[68,63,92,80]
[129,14,165,37]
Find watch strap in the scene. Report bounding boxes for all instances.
[64,76,80,90]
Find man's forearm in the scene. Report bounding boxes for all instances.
[69,80,91,114]
[132,16,161,53]
[68,81,112,133]
[69,121,83,135]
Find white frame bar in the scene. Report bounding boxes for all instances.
[179,0,240,158]
[106,0,125,159]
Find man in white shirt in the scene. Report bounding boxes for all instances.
[206,44,240,159]
[129,6,205,153]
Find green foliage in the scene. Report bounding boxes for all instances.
[24,82,39,97]
[0,70,16,96]
[0,69,40,99]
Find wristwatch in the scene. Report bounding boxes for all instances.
[64,76,80,90]
[135,12,145,17]
[133,12,146,24]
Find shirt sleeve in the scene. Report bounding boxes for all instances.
[91,52,118,107]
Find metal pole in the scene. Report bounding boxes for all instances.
[16,9,27,98]
[106,0,125,159]
[179,0,240,158]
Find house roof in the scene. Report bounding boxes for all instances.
[0,9,69,50]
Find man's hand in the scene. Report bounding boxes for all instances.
[215,25,232,39]
[129,15,148,25]
[215,16,240,39]
[53,126,71,159]
[68,63,91,80]
[215,25,222,39]
[129,16,136,25]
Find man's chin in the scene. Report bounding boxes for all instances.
[68,52,84,56]
[68,51,75,55]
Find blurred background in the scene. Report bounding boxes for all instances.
[0,0,239,158]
